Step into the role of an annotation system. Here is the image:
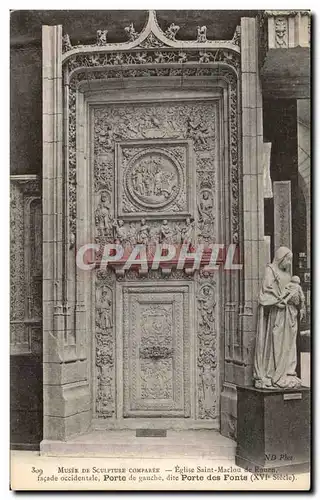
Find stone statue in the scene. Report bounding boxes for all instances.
[181,217,195,247]
[97,29,108,46]
[97,288,113,330]
[127,221,137,245]
[95,191,111,237]
[97,123,113,150]
[198,284,216,330]
[159,219,174,244]
[253,247,306,390]
[137,218,150,245]
[199,190,213,219]
[112,219,127,244]
[197,25,207,43]
[124,22,139,41]
[165,23,180,40]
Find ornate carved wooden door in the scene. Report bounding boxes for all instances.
[94,95,221,429]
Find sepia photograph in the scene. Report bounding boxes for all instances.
[9,7,311,491]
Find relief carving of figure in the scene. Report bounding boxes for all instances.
[181,217,195,247]
[131,157,177,204]
[198,284,216,330]
[154,166,163,196]
[137,218,150,245]
[198,190,215,239]
[199,190,213,219]
[159,219,174,244]
[133,164,145,196]
[253,247,305,390]
[112,219,127,244]
[97,287,113,330]
[97,123,113,151]
[95,191,112,237]
[187,116,210,147]
[201,365,215,413]
[127,221,137,245]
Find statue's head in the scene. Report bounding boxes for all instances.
[274,247,293,271]
[101,191,108,202]
[291,275,300,284]
[202,191,209,200]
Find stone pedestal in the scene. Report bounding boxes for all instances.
[235,386,310,473]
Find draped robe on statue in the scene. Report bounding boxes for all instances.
[253,247,302,389]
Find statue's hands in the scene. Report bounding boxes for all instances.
[277,302,285,309]
[300,306,306,321]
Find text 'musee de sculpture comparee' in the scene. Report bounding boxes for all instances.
[253,247,306,390]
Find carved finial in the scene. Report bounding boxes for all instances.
[62,33,72,53]
[197,26,207,43]
[165,23,180,40]
[124,22,139,41]
[97,29,108,46]
[232,25,241,47]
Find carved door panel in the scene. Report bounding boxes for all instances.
[123,286,190,417]
[94,96,220,426]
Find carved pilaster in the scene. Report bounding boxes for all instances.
[196,271,218,420]
[237,17,266,385]
[10,176,42,356]
[273,181,292,252]
[42,25,90,443]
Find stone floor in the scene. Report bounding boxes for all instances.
[40,429,236,458]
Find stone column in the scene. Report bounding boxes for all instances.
[239,16,266,382]
[42,25,91,446]
[273,180,292,252]
[221,17,266,439]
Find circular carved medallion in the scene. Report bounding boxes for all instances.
[125,149,182,210]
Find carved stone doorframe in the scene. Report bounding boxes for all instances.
[80,80,230,430]
[42,12,266,445]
